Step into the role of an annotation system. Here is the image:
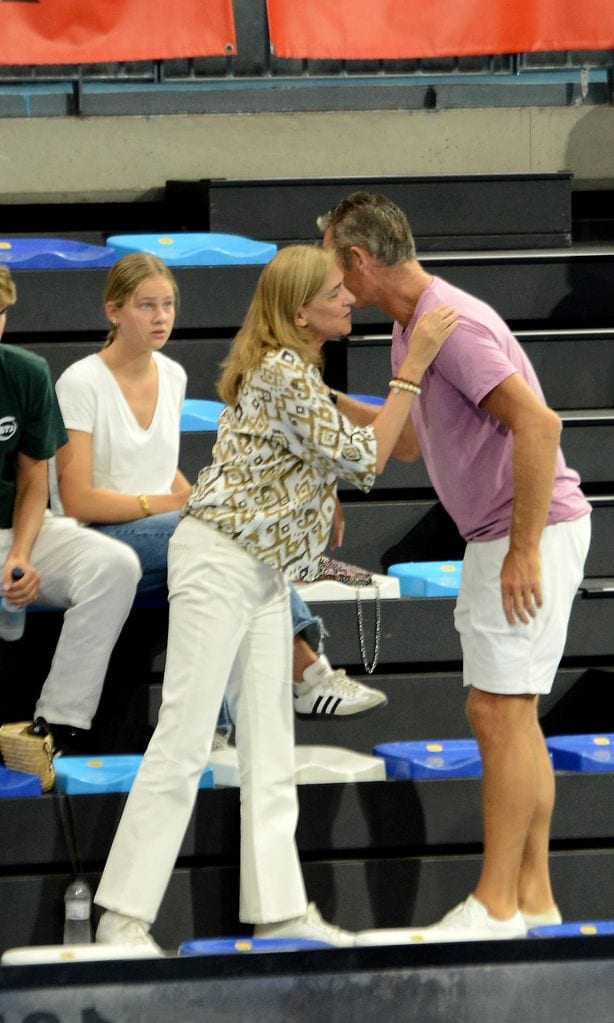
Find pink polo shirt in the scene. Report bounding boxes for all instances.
[391,276,590,542]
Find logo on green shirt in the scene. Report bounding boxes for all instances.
[0,416,17,441]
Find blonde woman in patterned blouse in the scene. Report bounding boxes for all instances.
[95,245,457,952]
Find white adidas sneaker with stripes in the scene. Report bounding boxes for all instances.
[293,668,387,719]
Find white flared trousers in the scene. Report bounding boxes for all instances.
[95,515,308,925]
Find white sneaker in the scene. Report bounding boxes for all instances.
[96,911,165,956]
[254,902,355,947]
[522,905,563,928]
[424,895,527,942]
[293,669,387,719]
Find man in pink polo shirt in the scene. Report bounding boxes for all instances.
[321,192,591,943]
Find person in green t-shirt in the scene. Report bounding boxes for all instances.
[0,264,142,755]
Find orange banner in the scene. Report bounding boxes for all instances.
[266,0,614,59]
[0,0,237,65]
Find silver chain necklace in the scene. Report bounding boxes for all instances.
[355,583,381,674]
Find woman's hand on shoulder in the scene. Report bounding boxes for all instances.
[403,305,458,378]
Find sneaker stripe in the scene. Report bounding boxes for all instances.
[313,696,343,716]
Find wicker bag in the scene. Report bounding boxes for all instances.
[0,721,55,792]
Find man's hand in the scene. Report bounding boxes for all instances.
[500,547,542,625]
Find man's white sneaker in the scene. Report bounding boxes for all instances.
[522,905,563,929]
[293,669,387,719]
[423,895,527,942]
[96,911,164,956]
[254,902,355,947]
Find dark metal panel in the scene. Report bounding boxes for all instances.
[64,766,614,869]
[80,81,429,117]
[0,797,68,868]
[434,253,614,327]
[208,173,572,247]
[6,249,614,336]
[4,937,614,1023]
[560,421,614,486]
[520,334,614,408]
[336,499,613,578]
[6,265,262,335]
[309,589,614,666]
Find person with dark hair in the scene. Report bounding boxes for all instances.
[93,244,456,952]
[322,192,591,943]
[0,264,141,756]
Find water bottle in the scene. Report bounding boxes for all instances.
[63,877,92,944]
[0,567,26,642]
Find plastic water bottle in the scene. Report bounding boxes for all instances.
[63,877,92,944]
[0,567,26,641]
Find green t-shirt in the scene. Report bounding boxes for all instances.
[0,345,68,529]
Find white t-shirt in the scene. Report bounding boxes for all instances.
[55,351,186,498]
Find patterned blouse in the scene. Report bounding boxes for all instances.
[185,348,377,580]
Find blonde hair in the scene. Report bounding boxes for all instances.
[217,245,335,405]
[103,252,178,347]
[0,264,17,308]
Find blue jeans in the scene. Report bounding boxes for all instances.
[93,512,180,594]
[289,582,323,652]
[91,514,324,732]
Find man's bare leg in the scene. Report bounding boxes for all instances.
[468,688,547,920]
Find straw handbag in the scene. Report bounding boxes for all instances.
[0,721,55,792]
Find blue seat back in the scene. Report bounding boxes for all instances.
[0,764,42,797]
[0,237,115,269]
[546,733,614,772]
[388,560,463,597]
[107,233,277,266]
[373,739,482,780]
[54,755,213,794]
[529,921,614,938]
[180,398,225,432]
[179,937,333,955]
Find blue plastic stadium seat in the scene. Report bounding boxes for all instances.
[373,739,482,780]
[180,398,225,432]
[529,921,614,938]
[348,393,385,405]
[54,755,213,794]
[0,238,116,269]
[179,937,332,956]
[387,560,463,597]
[0,764,42,797]
[107,233,277,266]
[546,734,614,772]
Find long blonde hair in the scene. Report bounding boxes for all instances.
[0,265,17,308]
[217,245,335,405]
[103,253,179,347]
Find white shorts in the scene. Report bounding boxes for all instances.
[454,515,591,696]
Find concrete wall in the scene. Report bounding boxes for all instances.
[1,105,613,203]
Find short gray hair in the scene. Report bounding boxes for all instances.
[319,192,416,269]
